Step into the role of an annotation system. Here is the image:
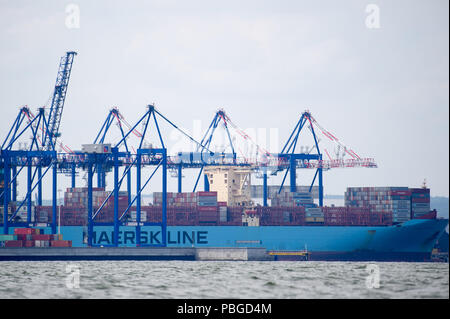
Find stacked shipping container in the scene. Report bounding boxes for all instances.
[305,207,324,223]
[36,187,131,225]
[391,190,412,223]
[258,206,306,226]
[410,188,431,218]
[198,192,218,225]
[345,187,432,223]
[219,206,243,226]
[153,191,198,207]
[218,201,227,223]
[271,191,315,208]
[0,205,13,224]
[0,228,70,247]
[29,204,398,227]
[323,206,391,226]
[153,191,220,225]
[29,187,434,228]
[270,191,324,223]
[65,187,115,208]
[35,203,131,225]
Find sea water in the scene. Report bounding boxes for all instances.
[0,261,447,299]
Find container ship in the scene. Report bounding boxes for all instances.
[1,169,448,261]
[1,52,447,262]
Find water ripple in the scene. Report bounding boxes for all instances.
[0,261,447,299]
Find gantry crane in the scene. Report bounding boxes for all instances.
[1,50,378,246]
[1,51,76,234]
[43,51,77,151]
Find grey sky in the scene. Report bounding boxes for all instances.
[0,0,448,200]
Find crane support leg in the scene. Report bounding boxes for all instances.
[27,158,32,224]
[3,157,10,234]
[136,154,141,246]
[113,151,119,247]
[12,166,17,202]
[162,149,167,246]
[178,164,182,193]
[87,162,93,246]
[319,167,323,207]
[290,157,296,193]
[52,161,57,234]
[127,168,131,207]
[263,169,268,207]
[37,165,42,206]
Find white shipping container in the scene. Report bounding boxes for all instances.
[82,144,112,154]
[35,240,50,247]
[130,211,147,221]
[219,210,227,222]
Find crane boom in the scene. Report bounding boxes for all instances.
[44,51,77,150]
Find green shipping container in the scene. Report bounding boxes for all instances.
[0,234,17,241]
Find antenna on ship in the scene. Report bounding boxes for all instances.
[422,179,427,189]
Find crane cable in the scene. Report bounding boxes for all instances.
[24,108,74,154]
[306,113,361,160]
[220,111,273,161]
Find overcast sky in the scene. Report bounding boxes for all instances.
[0,0,448,200]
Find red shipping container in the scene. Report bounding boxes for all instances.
[390,190,412,196]
[14,228,37,235]
[24,240,35,247]
[50,240,72,247]
[199,212,218,217]
[198,206,218,212]
[4,240,23,247]
[197,191,217,197]
[32,234,52,241]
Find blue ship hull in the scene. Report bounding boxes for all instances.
[5,219,448,261]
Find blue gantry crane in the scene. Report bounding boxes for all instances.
[192,109,237,192]
[1,51,378,247]
[275,111,325,206]
[78,106,257,246]
[1,107,58,233]
[72,104,210,246]
[272,110,377,207]
[43,51,77,151]
[1,51,77,235]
